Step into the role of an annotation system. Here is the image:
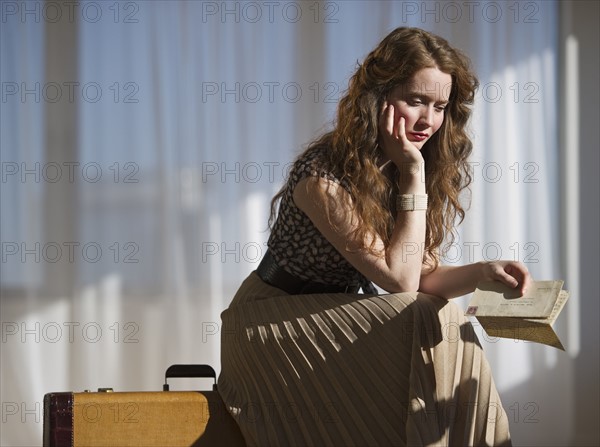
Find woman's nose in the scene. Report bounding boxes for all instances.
[418,106,435,127]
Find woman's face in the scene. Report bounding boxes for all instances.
[387,67,452,149]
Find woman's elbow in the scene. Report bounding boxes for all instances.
[417,277,450,300]
[382,277,421,294]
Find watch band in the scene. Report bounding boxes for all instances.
[396,194,428,211]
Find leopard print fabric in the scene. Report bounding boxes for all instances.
[267,146,369,287]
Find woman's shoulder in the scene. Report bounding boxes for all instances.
[294,145,327,170]
[290,145,344,186]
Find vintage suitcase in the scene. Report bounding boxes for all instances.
[43,364,246,447]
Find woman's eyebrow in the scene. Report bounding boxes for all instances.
[404,90,450,104]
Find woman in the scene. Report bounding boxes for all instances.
[218,27,530,446]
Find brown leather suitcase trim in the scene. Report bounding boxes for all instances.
[43,392,73,447]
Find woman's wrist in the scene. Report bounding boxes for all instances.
[396,161,425,190]
[395,160,424,176]
[476,261,490,281]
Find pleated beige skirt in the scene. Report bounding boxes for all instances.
[217,272,511,447]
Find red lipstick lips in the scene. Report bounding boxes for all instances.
[409,132,428,142]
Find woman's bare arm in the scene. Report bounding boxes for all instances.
[419,260,533,299]
[293,171,426,293]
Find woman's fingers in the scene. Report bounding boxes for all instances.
[487,261,532,296]
[379,104,393,137]
[398,115,411,145]
[502,271,520,289]
[386,105,395,137]
[506,262,533,295]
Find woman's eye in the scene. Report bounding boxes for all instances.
[435,106,446,112]
[408,99,422,106]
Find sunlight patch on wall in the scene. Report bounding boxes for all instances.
[562,35,580,358]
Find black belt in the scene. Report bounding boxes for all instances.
[256,249,364,295]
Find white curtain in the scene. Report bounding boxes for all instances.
[1,1,593,445]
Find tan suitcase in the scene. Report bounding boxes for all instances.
[43,365,246,447]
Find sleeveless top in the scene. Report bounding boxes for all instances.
[267,146,370,287]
